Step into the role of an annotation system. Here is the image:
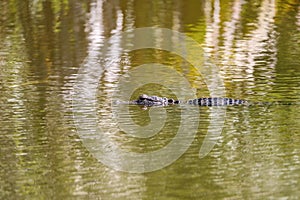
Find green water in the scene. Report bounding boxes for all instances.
[1,0,300,199]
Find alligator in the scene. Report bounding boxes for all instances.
[127,94,248,107]
[123,94,297,107]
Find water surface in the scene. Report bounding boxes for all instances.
[1,0,300,199]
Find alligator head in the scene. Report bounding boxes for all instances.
[130,94,180,107]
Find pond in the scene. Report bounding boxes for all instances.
[1,0,300,199]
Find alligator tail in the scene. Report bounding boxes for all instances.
[187,97,248,106]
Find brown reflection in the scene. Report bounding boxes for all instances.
[16,0,90,79]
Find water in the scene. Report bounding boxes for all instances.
[1,0,300,199]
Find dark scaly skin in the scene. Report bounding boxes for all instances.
[187,97,248,106]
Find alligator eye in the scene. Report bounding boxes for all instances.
[168,99,174,103]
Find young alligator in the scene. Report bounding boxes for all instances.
[127,94,300,107]
[129,94,248,107]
